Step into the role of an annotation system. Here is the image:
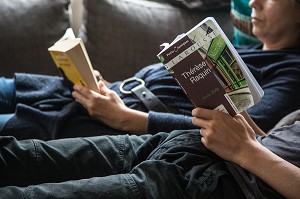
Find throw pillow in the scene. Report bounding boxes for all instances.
[230,0,261,45]
[79,0,232,81]
[0,0,71,77]
[164,0,230,10]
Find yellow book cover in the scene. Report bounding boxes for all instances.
[48,28,99,92]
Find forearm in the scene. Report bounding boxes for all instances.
[239,144,300,199]
[121,109,148,135]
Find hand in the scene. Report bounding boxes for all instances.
[72,81,147,134]
[193,108,300,199]
[93,70,110,85]
[191,107,259,165]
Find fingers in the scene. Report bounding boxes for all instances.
[93,70,103,82]
[192,107,219,120]
[72,84,101,106]
[234,114,247,125]
[73,84,90,97]
[192,108,211,129]
[97,81,110,95]
[200,135,207,146]
[192,107,223,129]
[72,84,88,105]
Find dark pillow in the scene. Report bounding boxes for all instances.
[0,0,71,78]
[164,0,230,10]
[79,0,232,82]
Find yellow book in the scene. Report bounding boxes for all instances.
[48,28,99,92]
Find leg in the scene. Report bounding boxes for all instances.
[0,174,149,199]
[0,133,168,187]
[0,130,245,199]
[0,133,174,199]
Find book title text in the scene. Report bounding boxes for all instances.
[181,61,212,84]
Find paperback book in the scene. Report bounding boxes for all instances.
[157,17,264,116]
[48,28,99,92]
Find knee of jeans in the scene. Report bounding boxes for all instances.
[129,161,188,198]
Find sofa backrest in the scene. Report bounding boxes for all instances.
[0,0,232,82]
[0,0,71,78]
[78,0,233,81]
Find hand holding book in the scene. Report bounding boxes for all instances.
[48,28,100,92]
[157,17,264,116]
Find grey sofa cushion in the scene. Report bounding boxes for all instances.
[0,0,71,78]
[165,0,230,10]
[79,0,232,81]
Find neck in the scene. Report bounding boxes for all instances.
[262,32,300,51]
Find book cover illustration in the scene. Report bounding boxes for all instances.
[158,17,261,116]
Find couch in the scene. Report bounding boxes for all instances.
[0,0,233,82]
[1,0,300,129]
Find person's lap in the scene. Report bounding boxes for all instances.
[0,129,244,199]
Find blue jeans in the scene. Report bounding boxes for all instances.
[0,77,15,130]
[0,130,245,199]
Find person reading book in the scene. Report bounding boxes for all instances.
[0,0,300,140]
[0,0,300,198]
[0,88,300,198]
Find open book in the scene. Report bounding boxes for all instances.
[157,17,264,116]
[48,28,99,92]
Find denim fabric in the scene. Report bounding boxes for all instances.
[0,114,14,131]
[0,77,15,130]
[0,77,15,113]
[0,130,245,199]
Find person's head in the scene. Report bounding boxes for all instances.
[249,0,300,50]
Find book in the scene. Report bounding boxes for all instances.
[157,17,264,116]
[48,28,99,92]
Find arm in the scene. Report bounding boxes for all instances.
[147,112,196,134]
[72,81,148,135]
[241,141,300,199]
[72,80,196,135]
[192,107,300,199]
